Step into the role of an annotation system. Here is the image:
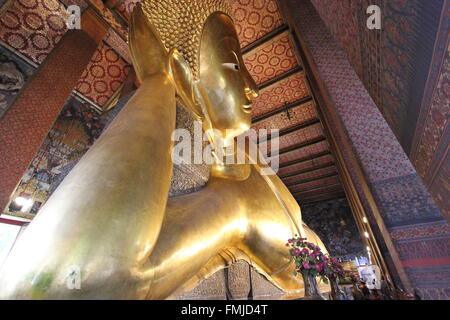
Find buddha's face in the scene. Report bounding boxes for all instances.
[199,12,258,142]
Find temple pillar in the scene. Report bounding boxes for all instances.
[0,8,106,211]
[279,0,450,299]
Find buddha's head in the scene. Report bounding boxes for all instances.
[136,0,258,143]
[198,12,258,141]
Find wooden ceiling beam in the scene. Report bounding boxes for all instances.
[258,118,320,144]
[291,182,343,195]
[252,96,313,124]
[258,66,303,90]
[242,24,289,54]
[284,172,338,187]
[269,136,326,157]
[287,173,340,189]
[279,151,331,168]
[296,191,346,204]
[280,162,335,179]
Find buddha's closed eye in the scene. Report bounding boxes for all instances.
[222,63,240,70]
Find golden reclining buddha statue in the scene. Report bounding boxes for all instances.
[0,0,327,299]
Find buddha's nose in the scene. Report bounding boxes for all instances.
[244,71,259,101]
[245,87,258,100]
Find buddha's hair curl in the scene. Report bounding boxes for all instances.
[140,0,233,79]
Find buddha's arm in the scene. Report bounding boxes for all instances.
[144,177,247,299]
[145,166,302,299]
[152,166,328,299]
[0,77,176,299]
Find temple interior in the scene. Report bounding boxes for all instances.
[0,0,449,301]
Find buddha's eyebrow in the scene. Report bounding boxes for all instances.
[231,51,239,63]
[222,36,240,48]
[216,36,242,63]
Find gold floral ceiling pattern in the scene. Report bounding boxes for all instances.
[232,0,283,47]
[243,31,298,85]
[0,0,68,65]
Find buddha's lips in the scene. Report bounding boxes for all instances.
[242,104,252,113]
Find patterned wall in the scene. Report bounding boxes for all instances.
[0,0,132,115]
[310,0,363,79]
[302,198,366,261]
[410,0,450,219]
[0,44,36,118]
[0,0,133,214]
[5,95,105,218]
[290,0,450,299]
[310,0,442,146]
[310,0,449,219]
[0,28,99,213]
[103,28,131,64]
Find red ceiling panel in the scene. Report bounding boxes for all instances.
[279,140,330,164]
[293,184,344,198]
[252,72,309,118]
[243,31,298,85]
[278,154,334,177]
[0,0,68,64]
[276,122,324,152]
[232,0,284,48]
[75,42,131,107]
[252,101,317,135]
[103,28,131,64]
[289,175,341,193]
[283,165,337,186]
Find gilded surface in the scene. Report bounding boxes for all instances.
[0,1,327,299]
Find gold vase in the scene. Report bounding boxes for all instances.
[301,269,324,300]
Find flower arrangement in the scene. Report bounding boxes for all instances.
[286,236,348,281]
[324,257,346,281]
[286,236,328,283]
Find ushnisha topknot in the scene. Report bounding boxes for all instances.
[140,0,233,79]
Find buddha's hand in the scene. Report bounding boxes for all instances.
[129,3,170,81]
[128,3,201,116]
